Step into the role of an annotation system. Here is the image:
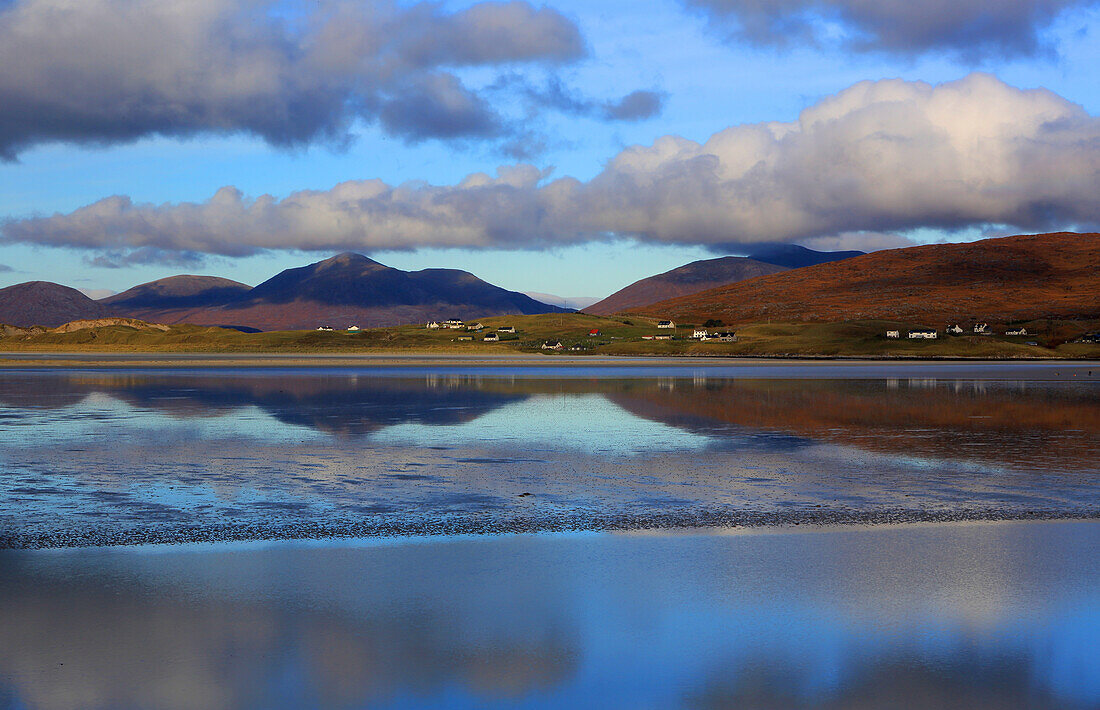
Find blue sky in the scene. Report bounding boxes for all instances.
[1,0,1099,299]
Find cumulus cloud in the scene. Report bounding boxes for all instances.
[0,0,657,158]
[5,74,1100,259]
[684,0,1099,59]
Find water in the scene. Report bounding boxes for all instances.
[0,521,1098,709]
[0,366,1097,545]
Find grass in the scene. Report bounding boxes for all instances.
[0,314,1097,359]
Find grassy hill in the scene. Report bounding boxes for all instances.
[632,232,1100,326]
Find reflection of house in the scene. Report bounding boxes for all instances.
[498,326,516,333]
[1005,327,1028,336]
[347,325,360,332]
[973,322,991,334]
[692,329,708,339]
[483,332,499,342]
[885,330,900,339]
[541,341,563,350]
[908,329,938,339]
[426,321,440,329]
[946,324,963,335]
[657,320,675,329]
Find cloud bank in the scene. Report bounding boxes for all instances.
[5,74,1100,258]
[684,0,1099,59]
[0,0,655,159]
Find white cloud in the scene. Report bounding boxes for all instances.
[5,74,1099,259]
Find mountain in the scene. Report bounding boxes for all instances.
[743,244,865,269]
[101,275,251,322]
[0,281,111,327]
[117,253,569,330]
[634,232,1100,325]
[584,256,788,316]
[524,292,602,311]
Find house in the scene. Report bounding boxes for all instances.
[316,326,334,331]
[588,329,600,337]
[654,334,673,340]
[885,330,900,339]
[426,321,440,329]
[641,335,655,340]
[442,318,465,329]
[1005,327,1028,336]
[483,332,499,342]
[346,325,361,332]
[713,331,738,342]
[467,322,485,331]
[973,322,991,334]
[692,329,709,339]
[498,326,516,334]
[1079,332,1100,344]
[908,329,938,339]
[541,341,563,350]
[656,320,675,329]
[946,324,963,335]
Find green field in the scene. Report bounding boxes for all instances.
[1,313,1098,358]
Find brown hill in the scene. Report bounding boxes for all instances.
[634,232,1100,325]
[585,257,788,315]
[101,275,251,323]
[0,281,111,327]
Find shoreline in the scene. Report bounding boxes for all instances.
[5,506,1098,550]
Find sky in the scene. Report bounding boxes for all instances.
[1,0,1099,300]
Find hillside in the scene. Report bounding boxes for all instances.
[149,253,569,331]
[0,281,111,326]
[585,257,788,315]
[101,275,252,322]
[744,244,865,269]
[634,232,1100,325]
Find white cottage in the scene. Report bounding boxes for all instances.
[657,320,675,329]
[908,329,938,339]
[885,330,900,339]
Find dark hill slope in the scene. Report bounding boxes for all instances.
[586,256,788,315]
[744,244,865,269]
[0,281,111,327]
[162,253,568,330]
[102,275,251,322]
[634,232,1100,325]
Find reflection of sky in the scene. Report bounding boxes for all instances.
[1,522,1097,709]
[372,394,716,454]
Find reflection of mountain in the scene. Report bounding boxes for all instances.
[606,379,1100,471]
[0,374,526,437]
[0,560,578,710]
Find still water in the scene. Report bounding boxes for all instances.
[0,365,1097,545]
[1,521,1098,709]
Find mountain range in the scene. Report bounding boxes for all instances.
[634,232,1100,325]
[0,253,568,330]
[585,245,862,315]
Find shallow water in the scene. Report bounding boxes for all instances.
[0,365,1098,545]
[1,521,1098,709]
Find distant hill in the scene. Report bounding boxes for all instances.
[634,232,1100,325]
[101,275,251,322]
[585,256,788,315]
[744,244,865,269]
[0,281,111,326]
[524,292,601,311]
[122,253,570,331]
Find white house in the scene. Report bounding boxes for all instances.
[442,319,465,329]
[316,326,334,331]
[1005,327,1028,336]
[346,325,361,332]
[467,322,485,331]
[885,330,900,339]
[483,332,499,342]
[654,334,673,340]
[908,329,938,339]
[973,322,991,334]
[498,326,516,333]
[426,321,440,329]
[541,340,563,350]
[641,335,655,340]
[946,324,963,335]
[692,329,709,339]
[713,331,738,342]
[657,320,675,329]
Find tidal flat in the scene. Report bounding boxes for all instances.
[1,363,1098,709]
